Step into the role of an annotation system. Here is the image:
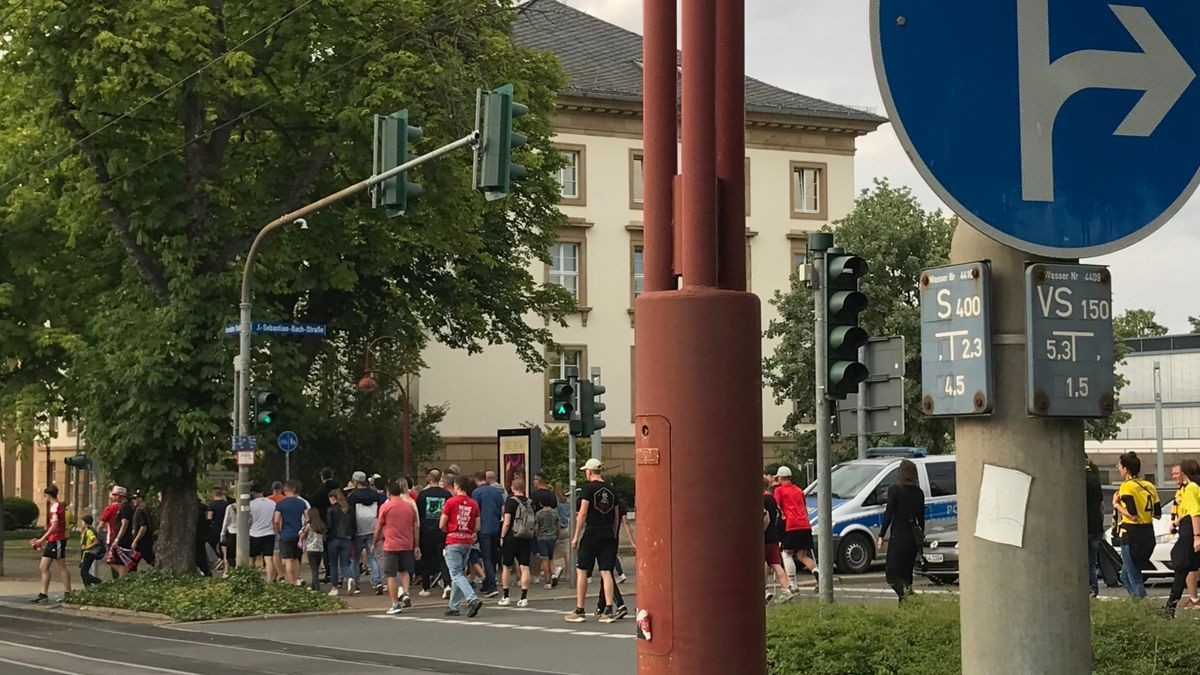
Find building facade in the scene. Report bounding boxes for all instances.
[1,416,99,522]
[423,2,884,476]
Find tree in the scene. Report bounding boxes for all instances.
[764,179,956,468]
[0,1,573,571]
[1088,309,1160,441]
[1190,316,1200,334]
[1112,309,1168,338]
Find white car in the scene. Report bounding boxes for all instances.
[1103,497,1177,578]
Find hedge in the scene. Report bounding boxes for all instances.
[767,597,1200,674]
[3,497,39,530]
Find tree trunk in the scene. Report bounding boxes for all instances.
[155,477,198,573]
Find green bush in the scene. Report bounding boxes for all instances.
[3,497,40,530]
[65,566,342,621]
[767,597,1200,675]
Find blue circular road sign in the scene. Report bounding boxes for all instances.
[278,431,299,454]
[872,0,1200,256]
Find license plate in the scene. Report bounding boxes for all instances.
[924,553,944,563]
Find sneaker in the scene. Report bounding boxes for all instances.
[544,583,553,590]
[483,589,500,598]
[617,573,628,584]
[498,596,511,606]
[374,584,385,596]
[30,593,48,605]
[467,598,484,618]
[386,603,404,615]
[445,609,461,617]
[565,611,586,623]
[327,587,340,597]
[614,605,628,620]
[777,589,794,604]
[401,593,412,608]
[533,576,542,584]
[599,612,617,624]
[594,605,605,617]
[550,574,560,589]
[1183,598,1200,609]
[765,590,775,605]
[418,589,431,597]
[517,598,529,608]
[812,570,820,593]
[442,587,451,600]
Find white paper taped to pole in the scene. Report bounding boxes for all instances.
[974,464,1032,548]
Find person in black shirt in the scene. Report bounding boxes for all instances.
[108,493,137,577]
[877,460,925,603]
[416,469,453,596]
[531,472,558,509]
[763,476,791,603]
[1085,464,1104,597]
[567,458,620,624]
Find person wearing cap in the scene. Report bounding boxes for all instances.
[30,485,71,603]
[774,466,818,592]
[347,470,386,595]
[129,491,157,568]
[107,487,138,577]
[98,486,125,579]
[566,458,621,623]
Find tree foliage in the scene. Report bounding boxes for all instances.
[1089,308,1163,442]
[764,179,956,468]
[0,0,573,571]
[1112,309,1168,338]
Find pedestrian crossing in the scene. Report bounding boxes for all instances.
[368,614,637,639]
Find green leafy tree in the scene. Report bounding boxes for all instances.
[0,1,572,571]
[764,179,956,468]
[1189,316,1200,334]
[1112,309,1168,338]
[1088,309,1163,441]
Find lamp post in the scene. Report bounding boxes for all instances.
[357,336,413,478]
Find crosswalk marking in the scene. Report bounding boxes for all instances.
[368,614,636,639]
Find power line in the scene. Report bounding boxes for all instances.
[0,0,317,192]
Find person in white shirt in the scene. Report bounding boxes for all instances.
[221,500,238,576]
[248,485,280,582]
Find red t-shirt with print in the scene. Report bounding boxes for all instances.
[443,494,480,546]
[46,501,67,542]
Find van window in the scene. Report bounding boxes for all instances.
[928,462,956,497]
[827,463,889,500]
[864,468,898,506]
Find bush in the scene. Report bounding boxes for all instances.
[766,597,1200,674]
[66,566,342,621]
[609,472,635,509]
[3,497,40,530]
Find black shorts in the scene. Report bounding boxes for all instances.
[381,550,417,577]
[782,530,813,553]
[249,535,275,558]
[279,539,302,560]
[576,533,618,572]
[41,541,66,560]
[501,537,533,567]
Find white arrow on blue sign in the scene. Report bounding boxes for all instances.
[277,430,299,454]
[872,0,1200,257]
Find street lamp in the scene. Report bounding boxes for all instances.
[357,336,413,478]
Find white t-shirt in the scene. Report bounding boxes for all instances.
[249,497,277,537]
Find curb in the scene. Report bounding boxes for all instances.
[0,598,173,623]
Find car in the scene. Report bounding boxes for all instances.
[918,530,959,585]
[1103,491,1178,578]
[805,448,957,574]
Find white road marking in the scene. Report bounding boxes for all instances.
[369,614,636,639]
[0,655,64,673]
[0,640,200,675]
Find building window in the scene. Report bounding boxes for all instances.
[632,243,644,300]
[788,233,809,280]
[549,243,580,299]
[790,161,828,220]
[546,347,587,422]
[47,461,56,488]
[630,150,644,209]
[554,144,587,206]
[66,418,77,436]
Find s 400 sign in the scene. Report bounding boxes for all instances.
[920,262,994,416]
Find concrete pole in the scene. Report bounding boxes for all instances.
[952,223,1090,674]
[1154,361,1165,485]
[235,307,252,567]
[567,419,577,588]
[857,344,869,459]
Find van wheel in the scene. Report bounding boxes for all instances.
[837,533,875,574]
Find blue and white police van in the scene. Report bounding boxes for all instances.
[804,448,957,574]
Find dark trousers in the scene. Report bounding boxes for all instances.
[479,532,499,592]
[419,529,450,591]
[308,551,323,590]
[885,533,918,602]
[80,550,104,587]
[224,533,237,569]
[195,540,212,577]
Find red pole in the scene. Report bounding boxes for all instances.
[680,0,718,288]
[643,0,677,293]
[715,0,746,291]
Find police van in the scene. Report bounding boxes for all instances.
[803,448,957,574]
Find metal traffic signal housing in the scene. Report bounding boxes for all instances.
[373,109,424,217]
[254,389,280,431]
[826,249,870,398]
[551,380,575,422]
[64,451,91,470]
[474,84,528,200]
[578,380,606,437]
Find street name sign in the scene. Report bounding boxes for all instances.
[872,0,1200,256]
[920,262,993,416]
[1025,263,1114,418]
[277,430,299,454]
[224,322,327,336]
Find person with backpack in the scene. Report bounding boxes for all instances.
[78,514,105,587]
[1113,451,1160,599]
[499,478,535,606]
[535,493,561,590]
[347,470,386,595]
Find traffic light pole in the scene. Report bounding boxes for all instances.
[857,344,869,460]
[567,419,577,587]
[232,130,480,565]
[810,239,835,603]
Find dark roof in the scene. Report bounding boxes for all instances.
[1126,334,1200,353]
[513,1,886,125]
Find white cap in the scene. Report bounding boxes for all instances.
[775,466,792,478]
[352,471,368,483]
[582,458,604,472]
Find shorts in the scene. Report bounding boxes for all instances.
[536,539,556,559]
[381,550,417,577]
[249,535,276,558]
[576,533,618,572]
[279,539,302,560]
[41,541,66,560]
[501,537,533,567]
[468,546,482,566]
[782,530,813,553]
[765,542,783,566]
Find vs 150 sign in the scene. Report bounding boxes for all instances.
[1026,263,1114,418]
[920,262,993,416]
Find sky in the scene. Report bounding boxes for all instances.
[562,0,1199,333]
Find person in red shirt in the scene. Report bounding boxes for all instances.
[30,485,72,603]
[438,475,484,618]
[375,479,421,615]
[773,466,818,592]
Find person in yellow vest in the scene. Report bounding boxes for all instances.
[1113,452,1159,599]
[1166,459,1200,616]
[78,515,104,587]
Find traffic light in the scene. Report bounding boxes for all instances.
[254,389,280,430]
[579,380,606,437]
[64,451,90,470]
[373,109,424,217]
[825,249,870,398]
[474,84,528,200]
[551,380,575,421]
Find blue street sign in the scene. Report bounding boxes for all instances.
[223,322,327,337]
[872,1,1200,257]
[277,430,299,454]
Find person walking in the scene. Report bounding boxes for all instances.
[312,468,338,583]
[274,480,309,586]
[472,470,506,598]
[348,470,386,595]
[377,480,421,615]
[1114,451,1159,599]
[106,487,136,577]
[194,498,213,576]
[535,493,561,590]
[567,459,620,624]
[877,459,926,603]
[440,476,484,618]
[129,492,157,569]
[302,507,327,591]
[763,476,791,604]
[773,466,818,591]
[78,515,104,588]
[530,472,558,581]
[249,485,279,581]
[98,486,125,580]
[325,489,355,596]
[416,469,452,596]
[206,488,230,569]
[30,485,71,603]
[1168,463,1200,608]
[220,496,238,575]
[1085,462,1104,598]
[553,482,570,587]
[499,478,535,607]
[1165,459,1200,616]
